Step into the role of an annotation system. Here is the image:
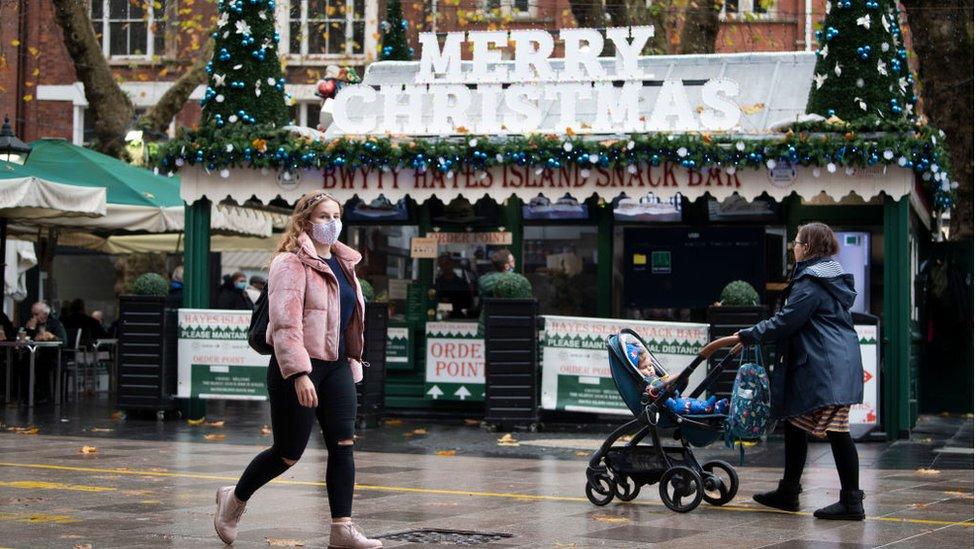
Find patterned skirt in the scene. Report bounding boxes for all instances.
[788,405,851,438]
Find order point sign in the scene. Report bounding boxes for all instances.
[424,321,485,402]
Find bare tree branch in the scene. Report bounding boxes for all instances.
[137,38,215,136]
[902,0,973,239]
[51,0,133,158]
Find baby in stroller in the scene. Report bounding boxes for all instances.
[585,329,743,512]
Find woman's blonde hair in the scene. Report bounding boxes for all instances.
[274,192,343,255]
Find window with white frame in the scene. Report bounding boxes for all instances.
[90,0,170,58]
[722,0,773,17]
[485,0,536,18]
[283,0,376,58]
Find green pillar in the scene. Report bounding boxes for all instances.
[596,198,613,317]
[417,199,433,285]
[181,199,212,420]
[503,197,523,272]
[882,195,911,440]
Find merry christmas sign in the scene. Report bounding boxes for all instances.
[330,27,743,136]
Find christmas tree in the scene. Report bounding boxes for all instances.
[380,0,413,61]
[201,0,289,128]
[807,0,917,124]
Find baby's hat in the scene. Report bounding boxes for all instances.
[625,341,645,365]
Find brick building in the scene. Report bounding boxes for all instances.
[1,0,822,145]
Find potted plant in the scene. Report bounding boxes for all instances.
[706,280,768,399]
[479,271,540,431]
[116,272,179,415]
[357,277,388,429]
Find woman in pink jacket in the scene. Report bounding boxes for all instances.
[214,192,381,549]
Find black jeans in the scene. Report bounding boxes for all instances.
[235,355,358,518]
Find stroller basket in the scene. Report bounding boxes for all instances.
[585,331,744,513]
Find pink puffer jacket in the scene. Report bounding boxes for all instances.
[266,232,366,380]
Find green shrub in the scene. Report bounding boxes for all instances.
[479,271,533,299]
[132,273,169,297]
[720,280,760,306]
[358,278,375,302]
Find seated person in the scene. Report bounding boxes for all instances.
[21,301,66,403]
[61,299,108,345]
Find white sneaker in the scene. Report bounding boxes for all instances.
[214,486,246,545]
[328,522,383,549]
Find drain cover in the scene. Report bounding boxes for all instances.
[379,528,513,545]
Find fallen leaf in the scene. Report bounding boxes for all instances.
[266,538,305,546]
[74,544,93,549]
[79,446,98,454]
[187,418,206,426]
[916,468,941,476]
[740,102,766,114]
[591,514,630,524]
[412,428,428,435]
[260,425,272,436]
[110,411,124,421]
[435,450,457,457]
[497,433,519,446]
[89,428,114,433]
[463,419,480,426]
[575,451,589,457]
[619,435,633,443]
[205,420,226,427]
[204,434,226,441]
[10,426,38,435]
[383,419,403,427]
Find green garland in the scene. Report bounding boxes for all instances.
[156,123,955,210]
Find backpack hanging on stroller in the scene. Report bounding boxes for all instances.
[584,329,746,513]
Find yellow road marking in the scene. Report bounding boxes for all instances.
[0,461,971,528]
[0,512,81,524]
[0,480,116,492]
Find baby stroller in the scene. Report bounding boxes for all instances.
[584,329,743,513]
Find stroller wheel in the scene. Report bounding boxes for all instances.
[659,466,704,513]
[614,476,641,501]
[701,460,739,506]
[585,475,615,506]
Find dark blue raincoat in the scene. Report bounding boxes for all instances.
[739,257,864,419]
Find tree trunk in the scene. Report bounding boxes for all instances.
[902,0,974,239]
[679,0,722,54]
[137,39,214,137]
[51,0,133,158]
[567,0,603,27]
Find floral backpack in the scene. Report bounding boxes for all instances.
[724,345,771,464]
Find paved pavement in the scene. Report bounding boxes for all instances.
[0,398,972,548]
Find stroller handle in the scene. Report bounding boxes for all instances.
[699,336,743,359]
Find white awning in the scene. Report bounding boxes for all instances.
[24,203,277,237]
[180,163,914,206]
[0,175,107,220]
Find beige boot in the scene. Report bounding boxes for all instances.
[328,522,382,549]
[214,486,247,545]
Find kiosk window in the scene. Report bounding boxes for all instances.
[523,226,598,316]
[346,225,418,317]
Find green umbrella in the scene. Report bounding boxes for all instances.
[0,160,107,220]
[24,139,270,236]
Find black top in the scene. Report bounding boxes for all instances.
[215,280,255,311]
[324,255,356,359]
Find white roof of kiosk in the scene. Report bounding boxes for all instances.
[179,50,914,206]
[326,51,817,138]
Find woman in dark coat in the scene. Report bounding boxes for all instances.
[216,272,255,311]
[733,222,865,521]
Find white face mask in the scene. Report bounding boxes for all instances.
[310,219,342,245]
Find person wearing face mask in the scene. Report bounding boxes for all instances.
[214,192,379,549]
[215,271,255,311]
